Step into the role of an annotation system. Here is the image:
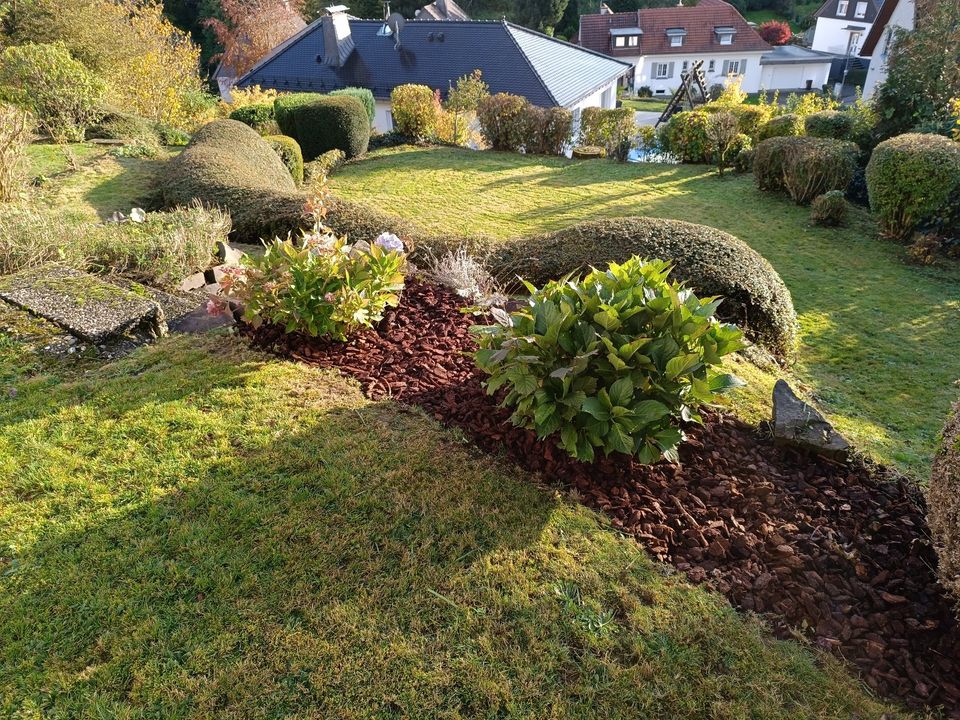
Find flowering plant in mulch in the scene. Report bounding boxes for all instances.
[471,257,745,464]
[214,187,407,340]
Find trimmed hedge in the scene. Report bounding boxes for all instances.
[229,103,276,132]
[330,87,375,126]
[758,113,801,140]
[266,135,304,186]
[930,403,960,612]
[866,133,960,242]
[781,138,858,204]
[753,136,803,192]
[156,119,311,243]
[659,110,712,163]
[275,94,370,161]
[304,149,347,184]
[477,93,528,151]
[488,217,797,358]
[804,110,853,139]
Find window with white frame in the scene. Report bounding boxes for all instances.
[854,1,867,16]
[682,60,689,71]
[708,59,715,72]
[654,62,670,79]
[614,36,626,47]
[728,60,740,75]
[837,0,849,13]
[628,35,639,46]
[670,35,683,46]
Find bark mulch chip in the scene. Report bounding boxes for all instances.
[244,278,960,715]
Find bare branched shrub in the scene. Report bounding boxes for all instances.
[0,104,34,203]
[705,111,739,177]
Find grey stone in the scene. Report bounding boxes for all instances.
[179,272,208,293]
[772,379,849,461]
[0,266,165,343]
[216,241,246,266]
[169,305,235,334]
[109,278,200,324]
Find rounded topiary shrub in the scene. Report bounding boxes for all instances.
[659,109,712,163]
[753,136,806,192]
[280,95,370,161]
[265,135,304,186]
[781,137,859,204]
[758,113,801,140]
[930,403,960,611]
[329,87,376,126]
[866,133,960,242]
[733,104,774,140]
[229,103,276,133]
[273,93,318,134]
[810,190,848,226]
[804,110,853,139]
[156,119,310,243]
[477,93,528,151]
[489,216,797,358]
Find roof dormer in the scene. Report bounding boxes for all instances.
[665,27,687,47]
[610,27,642,50]
[714,25,736,45]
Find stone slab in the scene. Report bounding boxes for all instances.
[0,266,164,343]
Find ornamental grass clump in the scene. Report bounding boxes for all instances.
[471,257,745,464]
[224,187,406,339]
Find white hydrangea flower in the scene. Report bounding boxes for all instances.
[374,232,404,253]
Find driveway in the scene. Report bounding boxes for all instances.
[634,110,662,127]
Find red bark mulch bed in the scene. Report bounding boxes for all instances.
[243,279,960,715]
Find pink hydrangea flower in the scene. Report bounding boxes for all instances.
[206,298,228,317]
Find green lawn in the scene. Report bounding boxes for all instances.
[620,97,670,112]
[332,146,960,477]
[0,334,900,718]
[26,143,174,223]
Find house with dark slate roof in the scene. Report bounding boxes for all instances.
[235,6,631,133]
[858,0,913,98]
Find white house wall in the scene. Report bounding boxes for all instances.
[812,16,870,55]
[862,0,915,98]
[759,62,833,91]
[626,52,767,95]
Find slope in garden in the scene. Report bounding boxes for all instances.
[331,146,960,477]
[0,335,898,718]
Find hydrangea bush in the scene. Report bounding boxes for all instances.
[222,189,406,339]
[471,257,745,464]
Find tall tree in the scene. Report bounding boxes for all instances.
[514,0,569,33]
[206,0,306,77]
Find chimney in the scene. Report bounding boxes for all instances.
[599,2,613,14]
[322,6,355,67]
[436,0,448,16]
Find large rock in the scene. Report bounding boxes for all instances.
[772,380,849,461]
[0,266,166,343]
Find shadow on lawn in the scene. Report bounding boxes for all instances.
[1,393,555,715]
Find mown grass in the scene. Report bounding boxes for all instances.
[333,146,960,477]
[620,97,670,112]
[0,334,901,718]
[25,143,173,222]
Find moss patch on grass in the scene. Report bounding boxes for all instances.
[0,334,900,718]
[332,147,960,477]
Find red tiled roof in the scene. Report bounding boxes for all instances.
[578,0,770,56]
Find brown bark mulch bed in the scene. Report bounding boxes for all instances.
[243,278,960,715]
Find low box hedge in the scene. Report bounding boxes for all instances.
[488,217,797,358]
[329,87,375,126]
[265,134,304,186]
[930,402,960,614]
[156,119,312,243]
